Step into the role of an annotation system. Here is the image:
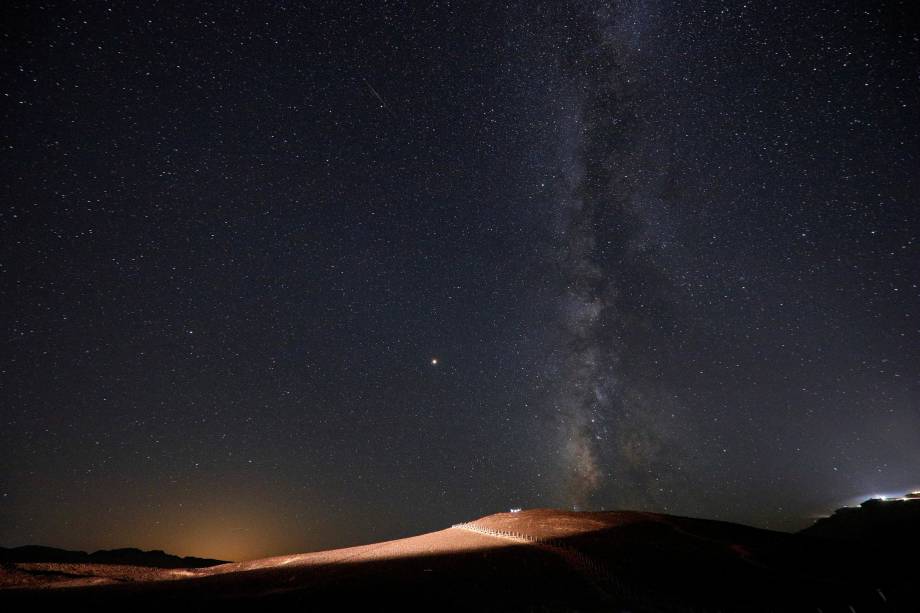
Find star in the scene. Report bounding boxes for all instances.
[431,358,438,366]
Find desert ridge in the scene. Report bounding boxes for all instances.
[2,506,916,611]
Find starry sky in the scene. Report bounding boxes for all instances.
[2,1,918,562]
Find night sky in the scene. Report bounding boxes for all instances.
[2,1,918,562]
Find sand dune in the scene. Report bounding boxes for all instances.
[1,508,913,611]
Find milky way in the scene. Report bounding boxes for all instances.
[540,0,919,516]
[546,3,699,510]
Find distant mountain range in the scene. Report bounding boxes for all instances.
[0,545,226,568]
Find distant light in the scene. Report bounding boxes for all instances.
[510,508,521,513]
[853,490,920,506]
[431,358,438,365]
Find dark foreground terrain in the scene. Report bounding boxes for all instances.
[1,502,917,612]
